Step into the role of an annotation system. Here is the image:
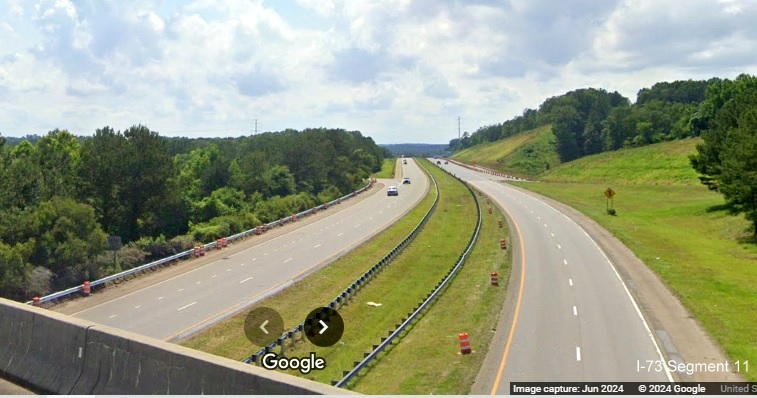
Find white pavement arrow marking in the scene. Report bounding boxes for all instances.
[260,320,269,335]
[319,320,329,335]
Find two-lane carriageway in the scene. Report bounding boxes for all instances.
[439,161,673,393]
[72,159,429,341]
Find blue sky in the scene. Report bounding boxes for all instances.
[1,0,756,144]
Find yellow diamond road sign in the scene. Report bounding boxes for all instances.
[604,187,616,199]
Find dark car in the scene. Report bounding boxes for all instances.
[402,177,410,184]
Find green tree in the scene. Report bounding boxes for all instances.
[30,197,107,285]
[36,129,82,200]
[79,126,128,236]
[691,89,757,236]
[0,241,33,300]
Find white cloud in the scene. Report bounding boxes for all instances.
[0,0,756,143]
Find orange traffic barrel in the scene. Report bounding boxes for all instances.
[486,198,490,205]
[32,297,41,307]
[222,237,228,247]
[255,226,262,235]
[82,281,91,296]
[498,219,503,228]
[292,214,297,222]
[459,332,471,354]
[491,272,499,286]
[199,246,206,256]
[500,239,507,250]
[216,238,223,250]
[193,246,201,257]
[488,207,492,215]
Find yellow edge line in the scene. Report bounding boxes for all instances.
[490,194,527,395]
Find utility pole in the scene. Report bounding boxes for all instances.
[253,119,258,135]
[457,116,461,140]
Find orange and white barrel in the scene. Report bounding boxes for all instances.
[459,332,471,354]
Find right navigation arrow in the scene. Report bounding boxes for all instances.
[318,320,329,335]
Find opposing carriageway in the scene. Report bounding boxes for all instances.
[66,159,429,341]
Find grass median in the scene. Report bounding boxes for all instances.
[352,189,512,394]
[372,158,397,179]
[266,159,477,385]
[511,181,756,381]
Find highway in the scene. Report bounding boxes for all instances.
[72,158,429,341]
[438,161,673,391]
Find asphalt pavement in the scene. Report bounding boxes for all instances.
[71,159,429,341]
[438,161,673,393]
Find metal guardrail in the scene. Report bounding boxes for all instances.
[444,158,530,181]
[26,180,375,306]
[243,161,441,365]
[333,160,482,388]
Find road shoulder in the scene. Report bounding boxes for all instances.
[503,182,744,383]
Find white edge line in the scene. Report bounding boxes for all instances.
[531,194,676,382]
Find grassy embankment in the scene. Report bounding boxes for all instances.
[505,138,756,381]
[183,159,513,392]
[452,125,559,178]
[371,158,397,179]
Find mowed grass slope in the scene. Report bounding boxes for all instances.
[452,125,558,178]
[541,138,703,185]
[371,158,397,179]
[510,140,757,381]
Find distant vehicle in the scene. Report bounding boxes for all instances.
[436,160,441,165]
[387,186,399,196]
[402,177,411,184]
[444,161,448,164]
[403,159,407,164]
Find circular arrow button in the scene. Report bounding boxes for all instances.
[303,307,344,347]
[244,307,284,347]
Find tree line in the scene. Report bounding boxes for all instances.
[451,74,757,237]
[0,127,386,300]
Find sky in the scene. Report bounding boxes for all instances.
[1,0,756,144]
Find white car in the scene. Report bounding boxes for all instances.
[387,186,399,196]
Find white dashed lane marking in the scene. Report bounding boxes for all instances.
[314,244,322,248]
[576,347,582,362]
[569,278,574,286]
[283,258,293,263]
[177,302,197,311]
[109,315,117,319]
[563,259,568,265]
[239,277,253,284]
[573,306,578,316]
[134,305,141,309]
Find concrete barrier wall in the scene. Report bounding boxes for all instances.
[0,299,351,395]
